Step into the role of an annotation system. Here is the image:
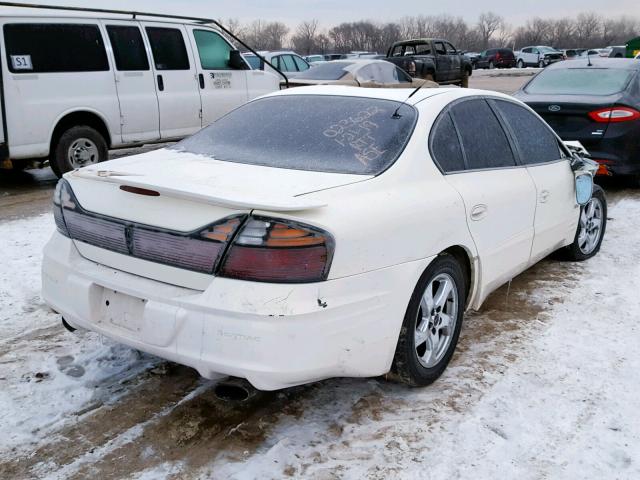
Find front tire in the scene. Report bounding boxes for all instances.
[517,59,524,68]
[538,59,545,68]
[390,254,466,386]
[51,125,108,177]
[563,185,607,261]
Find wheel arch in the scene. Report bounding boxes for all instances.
[49,109,112,156]
[439,244,477,309]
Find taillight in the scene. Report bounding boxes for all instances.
[53,179,73,237]
[588,107,640,123]
[495,53,501,60]
[219,217,334,283]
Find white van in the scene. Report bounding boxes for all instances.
[0,12,281,176]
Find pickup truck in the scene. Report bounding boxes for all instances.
[385,38,473,87]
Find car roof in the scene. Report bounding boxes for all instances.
[263,85,514,106]
[390,38,447,46]
[547,58,640,70]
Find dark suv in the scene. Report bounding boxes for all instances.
[473,48,516,69]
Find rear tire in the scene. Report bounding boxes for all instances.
[389,254,466,387]
[51,125,108,177]
[489,61,495,69]
[517,59,524,68]
[460,70,469,88]
[563,185,607,261]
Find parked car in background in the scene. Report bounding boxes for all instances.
[0,12,280,176]
[579,49,609,58]
[385,38,473,87]
[243,50,311,77]
[516,46,564,68]
[473,48,516,69]
[304,54,326,64]
[283,59,437,88]
[43,86,604,391]
[606,46,626,58]
[324,53,346,61]
[515,58,640,182]
[561,49,586,59]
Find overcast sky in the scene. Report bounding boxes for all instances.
[5,0,638,28]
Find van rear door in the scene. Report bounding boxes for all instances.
[184,26,248,127]
[141,22,202,140]
[102,20,160,144]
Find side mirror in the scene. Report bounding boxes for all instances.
[229,50,248,70]
[575,174,594,206]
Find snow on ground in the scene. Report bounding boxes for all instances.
[0,214,156,456]
[202,191,640,479]
[1,190,639,479]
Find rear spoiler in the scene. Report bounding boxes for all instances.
[0,2,289,87]
[69,169,327,212]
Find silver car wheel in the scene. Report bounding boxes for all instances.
[415,273,458,368]
[68,137,99,168]
[578,197,604,255]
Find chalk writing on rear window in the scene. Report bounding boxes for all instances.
[323,106,388,165]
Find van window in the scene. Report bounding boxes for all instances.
[493,100,561,165]
[193,29,232,70]
[4,23,109,73]
[450,99,517,169]
[106,25,149,71]
[145,27,190,70]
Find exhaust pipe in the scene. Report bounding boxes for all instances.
[61,317,77,333]
[213,377,258,402]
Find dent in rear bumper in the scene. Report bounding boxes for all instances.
[42,232,434,390]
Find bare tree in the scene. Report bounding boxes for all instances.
[291,19,320,55]
[575,12,601,48]
[477,12,504,49]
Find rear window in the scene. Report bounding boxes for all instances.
[4,23,108,73]
[145,27,189,70]
[172,95,417,175]
[295,62,353,80]
[525,68,635,95]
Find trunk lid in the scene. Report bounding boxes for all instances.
[522,93,623,143]
[63,149,370,289]
[66,148,370,231]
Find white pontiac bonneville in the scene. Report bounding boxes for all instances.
[42,86,606,390]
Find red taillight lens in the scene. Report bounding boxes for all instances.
[495,53,501,60]
[588,107,640,123]
[219,217,334,283]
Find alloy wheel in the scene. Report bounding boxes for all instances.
[578,197,604,255]
[415,273,459,368]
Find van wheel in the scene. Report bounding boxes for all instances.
[563,185,607,261]
[389,254,466,386]
[51,126,107,177]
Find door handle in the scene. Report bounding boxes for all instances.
[157,74,164,92]
[540,190,550,203]
[470,204,488,221]
[198,73,205,89]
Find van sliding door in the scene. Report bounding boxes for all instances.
[103,20,160,144]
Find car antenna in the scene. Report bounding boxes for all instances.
[587,50,593,67]
[392,81,426,119]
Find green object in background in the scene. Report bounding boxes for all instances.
[627,37,640,58]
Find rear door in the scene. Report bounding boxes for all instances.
[103,21,160,144]
[142,22,202,139]
[434,41,451,82]
[445,42,461,79]
[439,98,537,296]
[492,99,577,262]
[185,26,248,127]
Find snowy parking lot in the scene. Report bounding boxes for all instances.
[1,74,640,479]
[1,184,639,479]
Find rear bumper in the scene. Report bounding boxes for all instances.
[42,232,432,390]
[567,125,640,177]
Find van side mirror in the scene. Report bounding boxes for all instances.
[229,50,248,70]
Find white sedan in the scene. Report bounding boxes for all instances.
[42,86,606,390]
